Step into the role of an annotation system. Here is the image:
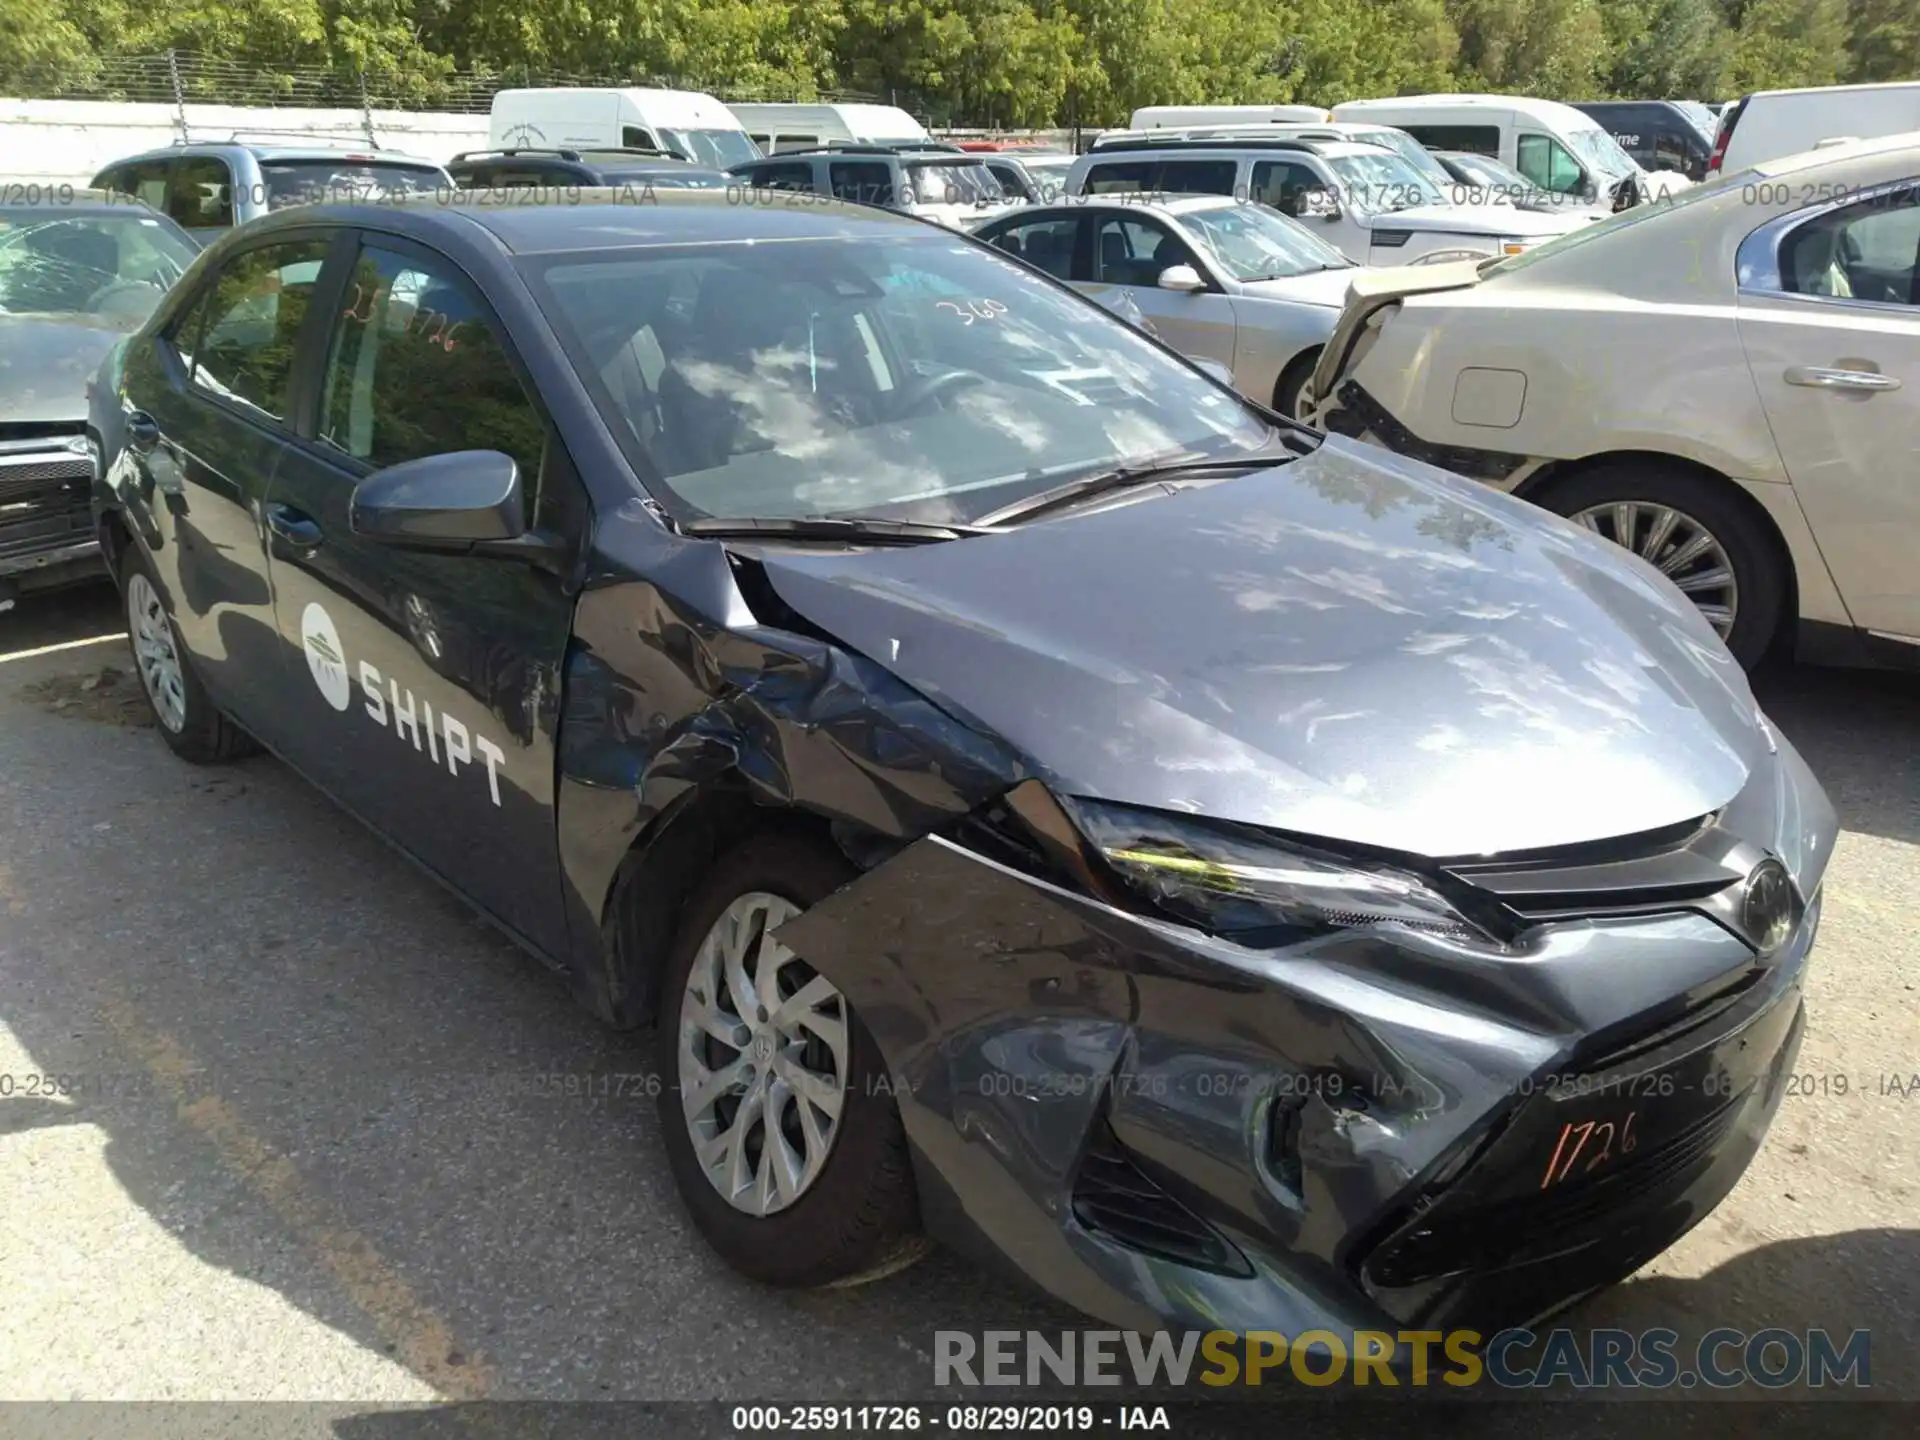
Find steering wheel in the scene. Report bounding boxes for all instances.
[892,368,987,418]
[87,279,165,318]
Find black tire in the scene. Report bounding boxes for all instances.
[1274,348,1322,423]
[1532,462,1786,669]
[119,546,259,763]
[654,831,919,1288]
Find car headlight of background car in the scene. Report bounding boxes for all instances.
[1061,796,1499,947]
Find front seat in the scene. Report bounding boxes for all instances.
[655,270,807,476]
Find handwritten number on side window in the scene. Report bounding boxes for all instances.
[934,299,1009,325]
[341,282,463,351]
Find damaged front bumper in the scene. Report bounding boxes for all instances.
[776,756,1828,1338]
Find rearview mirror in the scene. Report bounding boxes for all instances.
[350,450,525,550]
[1157,263,1207,293]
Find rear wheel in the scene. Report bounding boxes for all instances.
[121,548,258,763]
[1533,463,1785,668]
[655,832,919,1287]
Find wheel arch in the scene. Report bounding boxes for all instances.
[1516,449,1800,660]
[1273,343,1324,414]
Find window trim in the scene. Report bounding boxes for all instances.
[293,228,556,505]
[175,227,344,435]
[1735,175,1920,314]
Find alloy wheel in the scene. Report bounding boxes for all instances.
[1571,500,1738,640]
[127,572,187,733]
[677,891,849,1217]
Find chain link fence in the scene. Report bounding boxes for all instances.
[7,50,888,114]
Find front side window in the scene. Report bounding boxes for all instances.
[985,216,1080,279]
[1083,160,1157,196]
[1325,152,1443,212]
[0,207,199,318]
[1094,217,1197,286]
[622,125,656,149]
[1250,159,1322,214]
[1780,186,1920,304]
[1156,160,1238,197]
[168,157,234,230]
[190,238,332,419]
[1177,204,1351,280]
[831,161,897,206]
[1517,134,1585,195]
[530,234,1273,525]
[987,162,1035,202]
[318,243,547,511]
[746,162,816,193]
[659,128,760,169]
[259,162,443,211]
[903,160,1002,205]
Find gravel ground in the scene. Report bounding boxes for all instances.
[1,582,1914,1434]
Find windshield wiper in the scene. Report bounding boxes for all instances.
[972,444,1304,529]
[678,515,992,545]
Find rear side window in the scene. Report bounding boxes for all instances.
[987,216,1081,279]
[1251,159,1322,212]
[318,242,547,513]
[830,161,896,205]
[1402,124,1501,156]
[190,238,332,419]
[1157,160,1238,196]
[1083,160,1157,195]
[168,157,234,230]
[258,162,443,210]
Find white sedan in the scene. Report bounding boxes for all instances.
[975,194,1369,417]
[1308,132,1920,670]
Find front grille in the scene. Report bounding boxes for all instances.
[1072,1125,1251,1276]
[0,467,94,564]
[1366,1097,1741,1287]
[0,456,92,492]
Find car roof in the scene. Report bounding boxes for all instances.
[1083,138,1388,160]
[1010,194,1239,219]
[240,187,941,254]
[99,143,444,167]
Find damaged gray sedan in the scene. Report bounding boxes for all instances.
[91,190,1832,1340]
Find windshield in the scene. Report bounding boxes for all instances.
[658,127,761,169]
[530,234,1275,526]
[0,209,198,320]
[1673,101,1718,140]
[1177,203,1351,279]
[1359,129,1455,187]
[1481,166,1754,277]
[905,160,1004,205]
[1566,126,1639,179]
[261,161,443,209]
[1326,152,1444,211]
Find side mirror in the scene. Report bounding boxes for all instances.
[350,450,526,550]
[1186,355,1235,388]
[1157,263,1207,293]
[1298,189,1342,221]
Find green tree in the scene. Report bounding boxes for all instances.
[1845,0,1920,82]
[1603,0,1730,97]
[1725,0,1848,90]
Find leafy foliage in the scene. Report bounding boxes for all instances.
[3,0,1914,121]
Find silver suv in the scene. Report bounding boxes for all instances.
[729,145,1018,230]
[90,143,450,241]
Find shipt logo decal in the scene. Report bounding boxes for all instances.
[301,602,351,711]
[298,599,507,807]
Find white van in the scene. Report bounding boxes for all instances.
[488,88,761,169]
[728,103,929,154]
[1711,83,1920,175]
[1331,95,1652,206]
[1129,105,1328,130]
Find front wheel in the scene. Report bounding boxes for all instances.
[655,832,919,1287]
[1274,348,1322,424]
[1533,463,1785,668]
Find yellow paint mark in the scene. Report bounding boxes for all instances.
[0,633,122,665]
[95,986,496,1400]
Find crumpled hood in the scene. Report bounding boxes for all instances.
[1238,266,1361,308]
[0,314,138,425]
[756,437,1767,859]
[1375,202,1583,239]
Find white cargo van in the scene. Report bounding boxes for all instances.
[728,103,929,153]
[1129,105,1328,130]
[1711,83,1920,175]
[1331,95,1652,206]
[488,88,760,169]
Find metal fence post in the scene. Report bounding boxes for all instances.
[167,49,189,141]
[359,68,376,148]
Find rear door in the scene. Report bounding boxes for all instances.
[261,230,577,955]
[1738,180,1920,637]
[114,230,337,738]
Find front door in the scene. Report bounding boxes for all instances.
[262,233,577,956]
[1080,213,1237,371]
[116,232,334,739]
[1739,181,1920,638]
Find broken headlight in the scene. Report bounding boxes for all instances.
[1062,797,1493,946]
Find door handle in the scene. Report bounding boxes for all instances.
[125,411,161,454]
[1783,365,1901,392]
[264,503,323,549]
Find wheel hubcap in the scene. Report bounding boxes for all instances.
[126,573,187,733]
[1571,500,1738,640]
[678,891,849,1217]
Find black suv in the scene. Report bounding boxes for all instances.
[446,148,730,192]
[1571,101,1715,182]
